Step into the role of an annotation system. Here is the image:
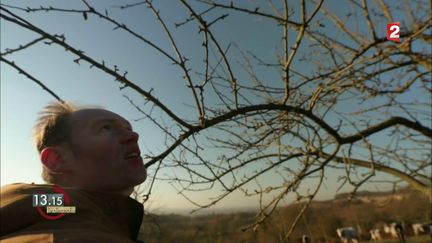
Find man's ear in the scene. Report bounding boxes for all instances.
[40,146,71,173]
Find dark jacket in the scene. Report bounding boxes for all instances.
[0,183,144,242]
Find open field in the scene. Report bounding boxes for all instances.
[139,188,431,243]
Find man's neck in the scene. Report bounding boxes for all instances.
[108,187,134,196]
[56,181,134,197]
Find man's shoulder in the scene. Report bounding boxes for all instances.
[1,183,50,207]
[0,183,141,202]
[1,183,54,196]
[2,182,53,191]
[0,183,50,237]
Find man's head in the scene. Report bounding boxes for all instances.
[33,102,147,194]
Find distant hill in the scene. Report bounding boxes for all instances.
[333,187,414,203]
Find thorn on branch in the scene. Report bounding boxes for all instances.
[199,116,206,127]
[119,84,128,90]
[336,120,343,132]
[73,58,81,65]
[53,34,66,42]
[207,14,229,28]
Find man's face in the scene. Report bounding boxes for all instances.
[64,109,147,192]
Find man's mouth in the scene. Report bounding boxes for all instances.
[123,147,143,166]
[124,152,140,159]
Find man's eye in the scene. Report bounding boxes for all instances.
[101,124,112,131]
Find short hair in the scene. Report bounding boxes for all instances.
[33,101,77,183]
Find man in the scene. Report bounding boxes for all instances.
[0,101,147,242]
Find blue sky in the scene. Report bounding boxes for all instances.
[1,0,285,212]
[1,0,430,213]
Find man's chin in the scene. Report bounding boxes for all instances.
[133,172,148,185]
[123,171,147,188]
[119,187,135,196]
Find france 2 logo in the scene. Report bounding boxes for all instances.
[387,22,400,42]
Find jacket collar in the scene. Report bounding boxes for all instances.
[69,188,144,240]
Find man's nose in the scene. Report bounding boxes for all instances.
[121,130,139,144]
